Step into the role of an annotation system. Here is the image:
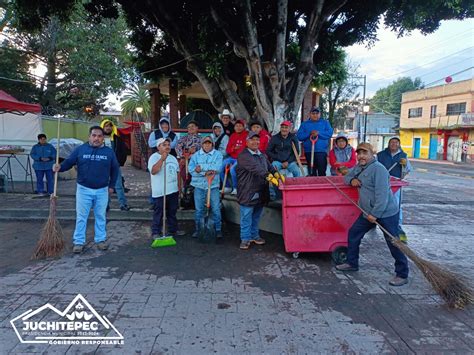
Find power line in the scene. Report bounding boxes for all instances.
[371,47,474,81]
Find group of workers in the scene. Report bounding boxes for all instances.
[35,105,411,285]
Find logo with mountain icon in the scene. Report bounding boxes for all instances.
[10,294,124,345]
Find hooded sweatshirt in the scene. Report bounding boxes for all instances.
[148,117,178,150]
[296,117,334,153]
[100,119,128,166]
[329,135,356,175]
[211,122,229,158]
[226,130,249,159]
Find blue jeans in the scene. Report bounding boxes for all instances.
[393,189,405,234]
[220,157,237,189]
[73,184,109,246]
[347,213,409,278]
[194,187,221,232]
[240,204,263,241]
[270,161,301,199]
[35,169,54,194]
[109,167,128,208]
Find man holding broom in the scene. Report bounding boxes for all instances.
[148,138,184,239]
[335,142,409,286]
[53,126,119,253]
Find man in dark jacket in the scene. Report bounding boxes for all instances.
[53,126,119,254]
[101,119,130,211]
[236,131,277,250]
[377,136,412,242]
[336,143,409,287]
[30,134,56,195]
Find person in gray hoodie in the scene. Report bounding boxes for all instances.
[211,122,229,159]
[336,142,409,287]
[148,117,178,156]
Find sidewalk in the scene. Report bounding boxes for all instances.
[411,157,474,167]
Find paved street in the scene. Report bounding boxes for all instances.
[0,161,473,354]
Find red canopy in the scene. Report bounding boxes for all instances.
[0,90,41,115]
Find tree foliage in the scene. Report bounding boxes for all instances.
[5,0,133,117]
[370,77,424,116]
[13,0,474,130]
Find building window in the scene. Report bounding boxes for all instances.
[430,105,437,118]
[408,107,423,118]
[446,102,466,115]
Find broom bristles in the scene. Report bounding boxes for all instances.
[32,197,65,259]
[390,237,473,309]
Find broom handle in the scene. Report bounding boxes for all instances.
[53,117,61,197]
[291,142,305,176]
[162,157,167,236]
[324,177,399,241]
[221,165,229,196]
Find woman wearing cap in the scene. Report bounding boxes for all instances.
[189,136,224,240]
[221,119,248,194]
[329,133,356,176]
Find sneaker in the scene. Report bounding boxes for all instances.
[73,245,84,254]
[239,241,251,250]
[251,237,265,245]
[399,233,408,244]
[335,263,358,271]
[96,242,109,251]
[231,189,237,195]
[389,276,408,286]
[224,187,232,193]
[174,230,186,237]
[120,205,131,211]
[124,187,130,193]
[191,230,199,238]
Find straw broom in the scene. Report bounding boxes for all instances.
[32,117,65,259]
[325,177,473,309]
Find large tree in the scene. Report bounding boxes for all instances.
[14,0,473,130]
[6,1,133,117]
[370,77,424,116]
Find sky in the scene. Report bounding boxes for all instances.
[345,18,474,97]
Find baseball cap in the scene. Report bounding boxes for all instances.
[156,137,171,148]
[280,120,291,127]
[247,131,260,140]
[235,119,246,127]
[356,142,374,153]
[201,136,214,144]
[249,120,262,128]
[310,106,321,113]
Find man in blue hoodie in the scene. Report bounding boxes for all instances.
[30,134,56,195]
[53,126,119,254]
[189,136,223,240]
[336,143,409,287]
[297,107,333,176]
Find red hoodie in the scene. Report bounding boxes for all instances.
[226,130,249,158]
[258,129,271,153]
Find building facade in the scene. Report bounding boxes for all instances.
[400,78,474,162]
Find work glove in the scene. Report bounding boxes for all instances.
[273,171,286,183]
[266,173,279,187]
[337,166,349,176]
[399,158,407,166]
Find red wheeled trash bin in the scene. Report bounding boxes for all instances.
[278,176,407,261]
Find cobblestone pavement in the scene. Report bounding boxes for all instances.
[0,163,473,354]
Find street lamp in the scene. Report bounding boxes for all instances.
[363,105,370,142]
[135,106,143,121]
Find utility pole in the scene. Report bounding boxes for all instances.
[348,75,367,143]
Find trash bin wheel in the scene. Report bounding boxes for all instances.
[292,252,299,259]
[332,247,348,265]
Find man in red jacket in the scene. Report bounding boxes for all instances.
[221,120,248,195]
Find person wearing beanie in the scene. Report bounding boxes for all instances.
[100,119,130,211]
[377,136,412,243]
[189,136,224,240]
[211,122,229,158]
[221,119,248,194]
[148,116,178,156]
[328,133,356,176]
